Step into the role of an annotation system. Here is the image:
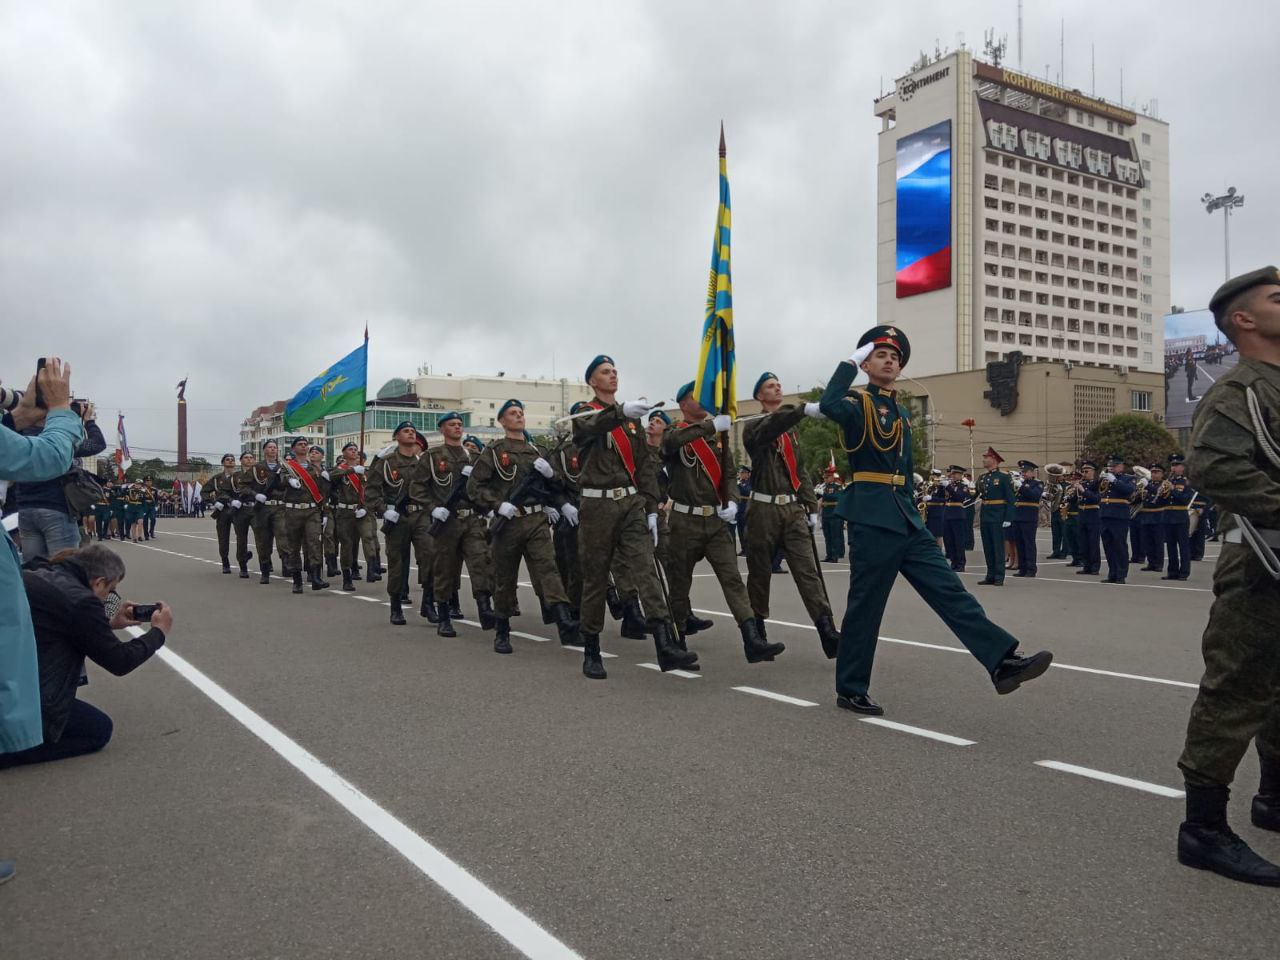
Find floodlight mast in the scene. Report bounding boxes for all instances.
[1201,188,1245,280]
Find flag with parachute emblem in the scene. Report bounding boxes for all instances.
[693,124,737,419]
[283,338,368,431]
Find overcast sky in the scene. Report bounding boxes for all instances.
[1,0,1273,459]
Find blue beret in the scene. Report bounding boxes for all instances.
[584,354,614,382]
[221,453,235,463]
[498,398,524,419]
[309,445,324,454]
[676,381,695,401]
[569,400,593,415]
[752,371,779,399]
[648,409,671,425]
[392,420,415,434]
[463,434,483,449]
[342,442,358,452]
[261,438,277,449]
[437,410,463,427]
[290,436,309,447]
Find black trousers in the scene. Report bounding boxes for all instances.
[1101,519,1130,581]
[1014,520,1037,574]
[0,700,113,768]
[1141,523,1165,567]
[1166,521,1191,577]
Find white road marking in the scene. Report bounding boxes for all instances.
[732,686,818,707]
[858,717,975,746]
[637,663,701,679]
[1049,662,1198,689]
[955,570,1210,593]
[1035,760,1184,798]
[559,645,619,660]
[128,630,584,960]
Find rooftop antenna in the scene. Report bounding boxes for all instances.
[1017,0,1023,70]
[1059,18,1064,85]
[1119,67,1124,106]
[983,28,1007,67]
[1091,43,1095,96]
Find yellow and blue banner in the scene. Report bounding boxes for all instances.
[694,126,736,419]
[284,339,368,430]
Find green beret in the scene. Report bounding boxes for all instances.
[676,381,695,402]
[1210,266,1280,324]
[856,325,911,367]
[498,398,523,419]
[584,354,614,382]
[752,371,779,399]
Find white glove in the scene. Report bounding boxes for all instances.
[560,503,579,526]
[212,502,223,512]
[255,493,267,503]
[804,402,825,419]
[850,342,875,365]
[712,414,732,432]
[647,512,659,545]
[383,508,400,524]
[807,512,819,529]
[321,470,330,481]
[1103,471,1116,482]
[321,516,327,529]
[622,400,653,419]
[288,477,302,489]
[497,502,518,519]
[353,465,366,475]
[230,499,242,509]
[462,465,473,477]
[354,508,367,519]
[545,507,561,525]
[717,501,738,523]
[1002,521,1011,528]
[431,507,450,523]
[532,457,553,478]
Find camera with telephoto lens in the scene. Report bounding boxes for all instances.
[131,603,160,622]
[0,382,23,411]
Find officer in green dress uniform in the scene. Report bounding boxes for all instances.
[226,453,257,577]
[140,476,158,540]
[819,466,846,562]
[108,478,128,540]
[976,447,1015,585]
[92,482,113,541]
[819,325,1054,716]
[1175,265,1280,885]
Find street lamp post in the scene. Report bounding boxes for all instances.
[1201,187,1245,281]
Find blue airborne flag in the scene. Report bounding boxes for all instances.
[283,339,368,430]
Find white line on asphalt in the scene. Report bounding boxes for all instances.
[1034,760,1184,798]
[637,663,701,679]
[1049,662,1198,689]
[859,717,975,746]
[955,570,1209,593]
[130,629,585,960]
[560,645,620,660]
[732,686,818,707]
[160,532,218,541]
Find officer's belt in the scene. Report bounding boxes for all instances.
[1166,505,1190,511]
[851,471,904,486]
[515,504,543,516]
[1079,504,1099,509]
[455,508,474,518]
[265,499,283,506]
[405,504,430,513]
[982,499,1006,505]
[581,485,637,501]
[334,502,362,511]
[944,503,967,509]
[1225,526,1280,548]
[671,501,717,517]
[1102,498,1131,504]
[751,491,798,505]
[284,502,316,510]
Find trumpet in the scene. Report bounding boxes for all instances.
[1158,479,1173,498]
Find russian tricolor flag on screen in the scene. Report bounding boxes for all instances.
[895,120,952,298]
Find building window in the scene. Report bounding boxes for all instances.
[1141,132,1151,145]
[1074,384,1117,451]
[1131,390,1152,412]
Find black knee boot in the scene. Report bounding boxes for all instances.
[1178,784,1280,885]
[292,570,304,594]
[1253,752,1280,832]
[310,566,329,591]
[259,560,271,585]
[581,633,606,679]
[436,602,457,637]
[341,568,355,591]
[421,590,438,622]
[494,618,512,654]
[389,597,406,625]
[619,598,647,640]
[551,603,580,646]
[448,591,463,619]
[741,617,785,663]
[652,621,697,671]
[476,592,496,630]
[326,554,339,578]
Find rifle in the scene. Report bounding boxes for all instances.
[381,487,411,536]
[486,437,571,542]
[428,471,471,538]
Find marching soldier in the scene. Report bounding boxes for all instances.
[819,325,1052,716]
[942,465,970,571]
[1074,460,1103,575]
[467,399,579,654]
[279,438,330,594]
[365,421,433,624]
[330,442,372,592]
[227,453,257,577]
[322,457,342,580]
[741,371,841,656]
[1098,453,1135,584]
[976,448,1014,585]
[92,481,113,542]
[550,402,589,619]
[1012,460,1042,578]
[819,466,846,563]
[1139,463,1169,571]
[571,356,697,678]
[662,382,785,664]
[108,477,128,540]
[1163,453,1194,580]
[246,438,289,583]
[201,453,246,575]
[1176,265,1280,886]
[424,411,497,636]
[139,476,158,541]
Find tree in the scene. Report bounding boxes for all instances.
[792,386,930,482]
[1082,414,1179,468]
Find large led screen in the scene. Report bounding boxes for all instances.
[896,119,952,298]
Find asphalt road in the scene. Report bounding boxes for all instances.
[4,520,1278,959]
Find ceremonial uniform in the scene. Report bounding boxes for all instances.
[201,463,250,573]
[330,456,377,590]
[1012,462,1042,577]
[1075,468,1102,575]
[365,443,433,609]
[1062,477,1080,565]
[1138,471,1169,570]
[819,473,846,562]
[550,435,585,614]
[279,452,330,592]
[424,441,495,627]
[1047,475,1069,558]
[1190,494,1212,560]
[245,453,288,582]
[1098,458,1135,583]
[819,326,1051,715]
[108,483,127,540]
[941,472,970,571]
[923,474,946,542]
[139,481,158,540]
[976,455,1014,584]
[92,487,112,541]
[1163,458,1194,580]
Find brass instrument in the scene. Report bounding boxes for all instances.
[1158,479,1173,498]
[1099,476,1111,494]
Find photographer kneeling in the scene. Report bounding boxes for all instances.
[0,544,172,769]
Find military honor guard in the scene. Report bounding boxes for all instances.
[202,453,253,575]
[1073,460,1103,576]
[277,438,330,594]
[330,442,373,592]
[819,466,846,563]
[569,355,696,678]
[819,325,1052,715]
[741,371,841,656]
[661,382,785,664]
[246,438,289,583]
[941,464,970,571]
[1163,453,1194,580]
[1176,266,1280,886]
[366,421,433,622]
[1097,453,1135,583]
[1138,463,1169,571]
[467,399,580,654]
[139,476,158,540]
[1012,460,1042,578]
[976,447,1014,585]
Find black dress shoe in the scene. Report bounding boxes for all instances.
[1161,574,1179,580]
[1013,571,1029,578]
[992,649,1054,694]
[1252,794,1280,832]
[1141,564,1162,571]
[1102,577,1117,583]
[1178,823,1280,886]
[978,577,997,585]
[836,693,884,716]
[1075,569,1096,576]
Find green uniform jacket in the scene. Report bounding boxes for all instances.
[420,444,479,510]
[661,419,724,507]
[571,403,659,512]
[364,450,421,515]
[977,470,1015,523]
[1187,356,1280,532]
[819,361,921,533]
[741,405,817,509]
[466,436,560,514]
[201,471,239,507]
[330,462,368,506]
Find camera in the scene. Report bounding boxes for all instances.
[131,603,160,621]
[0,384,22,411]
[71,399,88,418]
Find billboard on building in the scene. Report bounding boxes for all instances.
[1162,309,1236,432]
[895,119,952,298]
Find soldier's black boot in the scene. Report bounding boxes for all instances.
[684,613,714,635]
[437,603,457,637]
[421,590,439,623]
[448,592,463,619]
[741,617,785,663]
[581,633,607,680]
[653,620,698,672]
[389,597,406,625]
[1178,784,1280,886]
[310,565,329,591]
[326,555,340,578]
[341,569,355,592]
[814,613,841,660]
[991,649,1053,694]
[352,561,361,576]
[667,625,700,670]
[1252,755,1280,832]
[366,561,380,582]
[605,585,624,621]
[476,593,496,630]
[539,597,556,625]
[291,570,304,594]
[619,598,647,640]
[259,561,271,585]
[551,603,580,646]
[238,560,250,579]
[221,559,231,575]
[494,618,513,654]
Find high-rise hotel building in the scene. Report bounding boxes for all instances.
[873,49,1170,378]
